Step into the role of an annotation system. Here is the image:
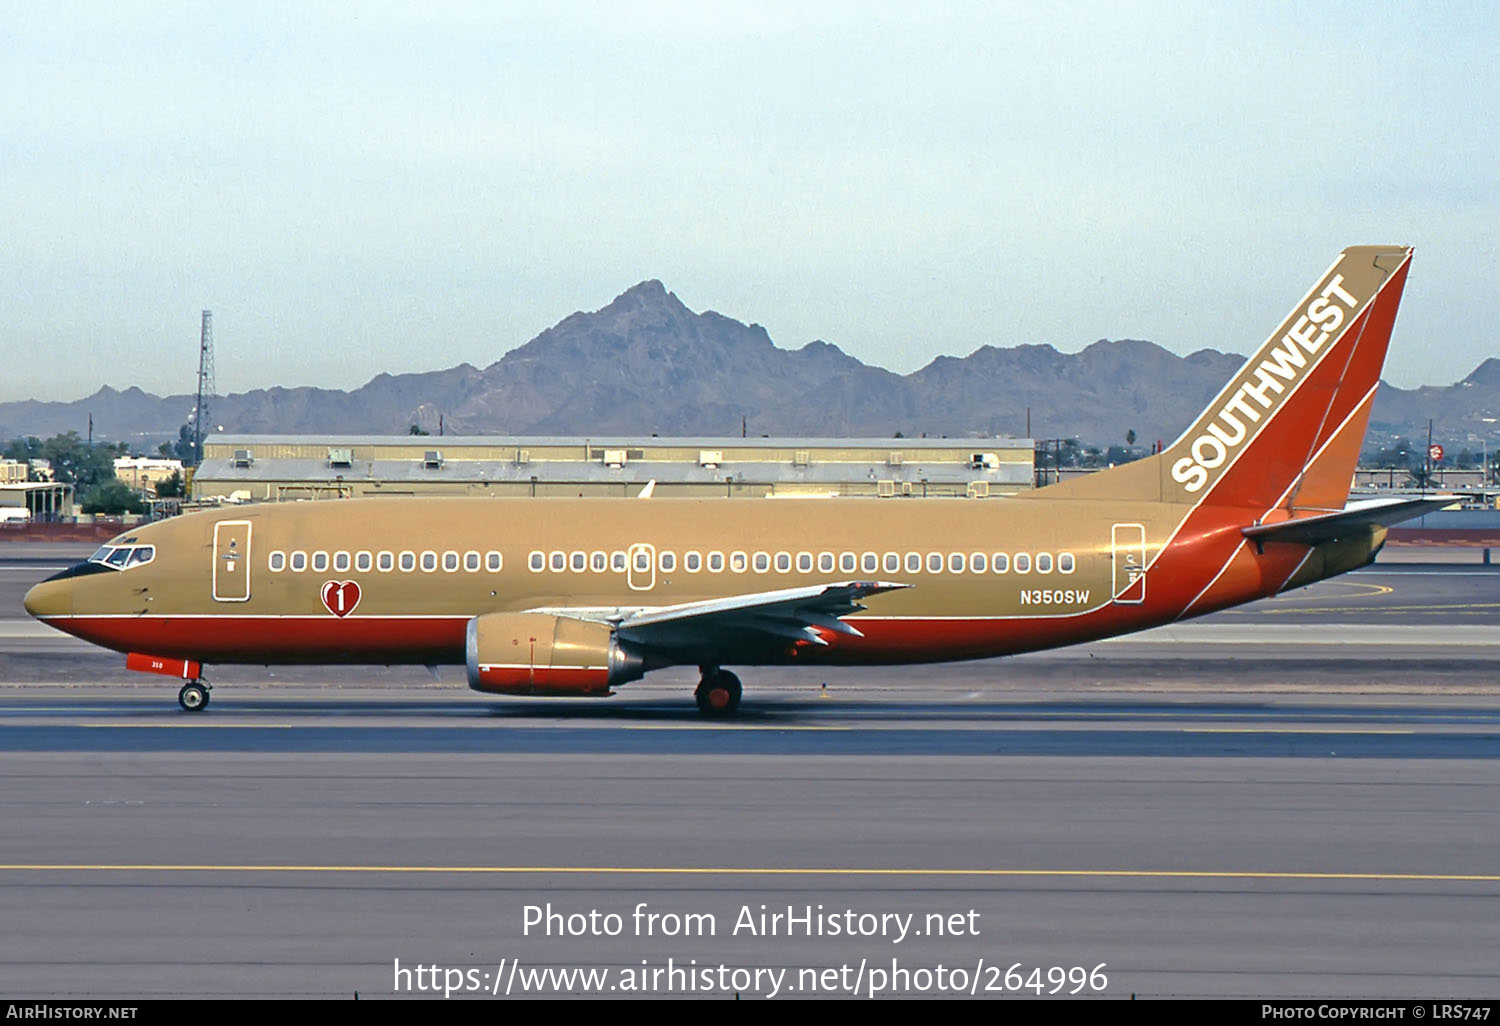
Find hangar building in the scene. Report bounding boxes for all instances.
[193,435,1035,503]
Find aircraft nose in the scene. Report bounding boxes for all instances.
[23,579,73,619]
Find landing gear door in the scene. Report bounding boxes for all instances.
[1111,523,1146,605]
[213,520,252,602]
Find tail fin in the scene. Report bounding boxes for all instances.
[1030,244,1412,509]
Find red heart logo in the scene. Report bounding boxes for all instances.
[320,580,361,617]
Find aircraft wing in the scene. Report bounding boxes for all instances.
[612,580,909,649]
[1242,495,1461,547]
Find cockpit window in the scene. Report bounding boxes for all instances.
[88,545,156,571]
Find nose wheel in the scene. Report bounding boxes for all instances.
[178,681,211,712]
[695,668,742,717]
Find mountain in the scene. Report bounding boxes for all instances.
[0,281,1493,450]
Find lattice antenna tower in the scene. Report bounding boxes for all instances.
[193,310,215,464]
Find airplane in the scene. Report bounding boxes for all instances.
[24,244,1451,716]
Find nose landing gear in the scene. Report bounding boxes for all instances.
[178,680,211,712]
[695,667,742,717]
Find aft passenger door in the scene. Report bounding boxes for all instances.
[1111,523,1146,604]
[212,520,252,602]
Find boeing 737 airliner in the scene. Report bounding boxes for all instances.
[25,245,1446,715]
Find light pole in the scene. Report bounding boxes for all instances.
[1482,418,1498,489]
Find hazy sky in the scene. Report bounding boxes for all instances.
[4,1,1496,403]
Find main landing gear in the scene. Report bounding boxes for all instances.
[695,667,742,717]
[178,680,211,713]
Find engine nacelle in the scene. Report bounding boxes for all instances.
[466,612,645,696]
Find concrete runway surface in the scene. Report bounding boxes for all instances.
[2,546,1499,999]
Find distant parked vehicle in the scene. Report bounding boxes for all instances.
[0,508,33,523]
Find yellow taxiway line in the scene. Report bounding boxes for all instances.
[1183,728,1414,734]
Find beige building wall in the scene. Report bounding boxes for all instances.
[114,457,184,497]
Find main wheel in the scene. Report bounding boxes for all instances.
[694,670,742,717]
[178,682,210,712]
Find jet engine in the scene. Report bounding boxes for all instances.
[465,612,645,696]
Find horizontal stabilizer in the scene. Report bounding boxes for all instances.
[1242,496,1460,547]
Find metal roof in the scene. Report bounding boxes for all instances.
[196,458,1031,486]
[208,434,1032,450]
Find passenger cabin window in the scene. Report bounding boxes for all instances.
[685,552,702,572]
[971,552,987,573]
[378,551,395,572]
[334,551,351,572]
[1014,553,1031,573]
[949,553,965,573]
[753,552,769,572]
[551,551,566,572]
[884,552,900,573]
[571,551,586,572]
[634,550,651,572]
[818,553,835,573]
[487,551,503,572]
[927,553,943,573]
[591,551,606,572]
[356,551,372,572]
[660,551,677,572]
[312,552,329,572]
[444,551,461,572]
[906,553,921,573]
[421,551,438,572]
[464,551,481,572]
[1059,552,1075,573]
[1036,553,1053,573]
[529,552,545,572]
[730,552,747,573]
[611,551,627,572]
[291,551,308,572]
[708,552,724,572]
[992,553,1008,573]
[399,551,416,572]
[268,551,286,572]
[839,553,856,573]
[796,552,813,573]
[862,553,878,573]
[775,552,791,572]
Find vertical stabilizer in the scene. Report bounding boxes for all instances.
[1026,245,1412,509]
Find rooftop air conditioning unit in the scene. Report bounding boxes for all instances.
[515,449,530,465]
[970,452,999,470]
[328,448,353,468]
[699,449,722,468]
[887,451,904,466]
[423,450,444,468]
[232,449,254,468]
[603,449,627,468]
